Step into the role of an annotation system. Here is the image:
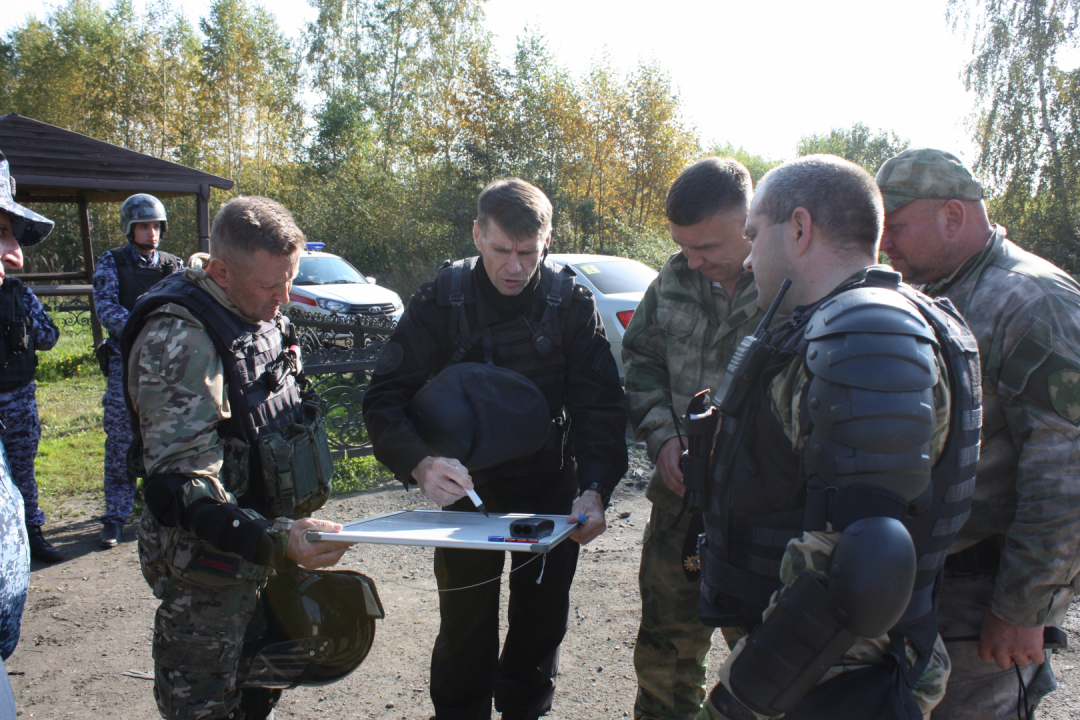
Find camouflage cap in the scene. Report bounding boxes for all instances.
[875,148,984,213]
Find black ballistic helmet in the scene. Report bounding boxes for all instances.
[406,362,550,471]
[242,567,384,689]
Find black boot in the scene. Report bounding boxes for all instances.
[99,522,123,549]
[27,525,64,563]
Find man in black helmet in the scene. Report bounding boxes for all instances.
[92,193,183,549]
[364,177,628,720]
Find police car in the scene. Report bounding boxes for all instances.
[286,243,404,322]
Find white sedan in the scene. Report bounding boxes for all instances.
[286,244,404,323]
[548,253,658,382]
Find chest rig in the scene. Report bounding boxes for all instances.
[0,278,36,392]
[122,273,334,519]
[109,246,182,313]
[700,270,980,673]
[434,257,576,476]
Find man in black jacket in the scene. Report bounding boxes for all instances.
[364,178,628,720]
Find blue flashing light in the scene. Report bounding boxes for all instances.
[306,242,326,251]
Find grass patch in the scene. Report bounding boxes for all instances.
[35,375,106,514]
[37,313,101,383]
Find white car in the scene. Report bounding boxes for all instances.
[548,253,658,382]
[285,244,404,323]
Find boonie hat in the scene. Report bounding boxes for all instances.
[0,150,54,247]
[875,148,984,214]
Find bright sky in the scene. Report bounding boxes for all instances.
[2,0,985,164]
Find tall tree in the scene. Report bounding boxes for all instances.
[950,0,1080,267]
[197,0,305,193]
[796,122,910,174]
[706,143,782,185]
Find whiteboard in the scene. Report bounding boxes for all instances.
[305,510,580,553]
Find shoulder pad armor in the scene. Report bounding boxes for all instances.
[805,287,938,343]
[805,288,940,393]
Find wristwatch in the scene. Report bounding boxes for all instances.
[584,482,612,508]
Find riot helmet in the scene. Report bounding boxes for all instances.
[406,362,550,471]
[242,566,384,689]
[119,193,168,239]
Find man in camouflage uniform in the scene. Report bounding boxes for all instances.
[93,193,182,549]
[124,196,348,720]
[877,148,1080,719]
[698,156,980,720]
[622,158,763,720]
[0,152,62,564]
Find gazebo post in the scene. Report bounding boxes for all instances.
[78,194,103,346]
[197,183,210,253]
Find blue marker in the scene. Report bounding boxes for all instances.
[577,514,588,525]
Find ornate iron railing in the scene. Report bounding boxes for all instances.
[285,307,397,458]
[40,298,95,329]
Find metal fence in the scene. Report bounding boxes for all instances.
[285,307,398,458]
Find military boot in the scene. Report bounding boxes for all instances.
[27,525,64,563]
[99,522,123,549]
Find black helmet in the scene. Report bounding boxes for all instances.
[406,362,551,471]
[119,193,168,238]
[242,567,384,689]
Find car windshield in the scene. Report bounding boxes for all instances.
[569,259,656,295]
[294,256,368,286]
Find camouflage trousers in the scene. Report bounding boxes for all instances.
[101,353,135,525]
[932,573,1062,720]
[0,382,45,527]
[634,500,716,720]
[139,511,278,720]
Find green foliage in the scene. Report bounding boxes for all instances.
[950,0,1080,274]
[707,143,783,185]
[332,455,395,494]
[795,122,910,175]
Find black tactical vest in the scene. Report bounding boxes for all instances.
[0,278,37,393]
[434,257,576,476]
[109,246,182,317]
[700,273,981,651]
[120,273,302,515]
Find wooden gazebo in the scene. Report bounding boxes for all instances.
[0,113,234,341]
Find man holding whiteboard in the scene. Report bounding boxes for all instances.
[364,177,628,720]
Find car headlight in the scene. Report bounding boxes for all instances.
[317,298,348,313]
[392,298,403,310]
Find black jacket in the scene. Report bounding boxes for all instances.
[363,258,628,507]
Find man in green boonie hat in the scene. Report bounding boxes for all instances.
[876,148,1080,719]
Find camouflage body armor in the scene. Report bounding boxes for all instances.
[121,273,333,519]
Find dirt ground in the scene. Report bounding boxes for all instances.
[7,446,1080,719]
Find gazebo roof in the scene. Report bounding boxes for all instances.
[0,113,234,203]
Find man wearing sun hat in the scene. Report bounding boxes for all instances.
[0,150,63,565]
[877,148,1080,719]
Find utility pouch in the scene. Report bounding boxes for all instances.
[259,393,334,518]
[95,339,111,377]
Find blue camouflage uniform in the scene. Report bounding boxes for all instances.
[0,285,58,529]
[0,442,29,661]
[93,244,182,526]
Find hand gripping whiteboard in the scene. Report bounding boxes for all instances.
[306,510,580,554]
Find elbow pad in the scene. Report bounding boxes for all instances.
[186,498,274,566]
[728,516,916,717]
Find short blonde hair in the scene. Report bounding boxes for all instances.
[209,196,305,262]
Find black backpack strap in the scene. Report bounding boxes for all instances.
[537,261,574,348]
